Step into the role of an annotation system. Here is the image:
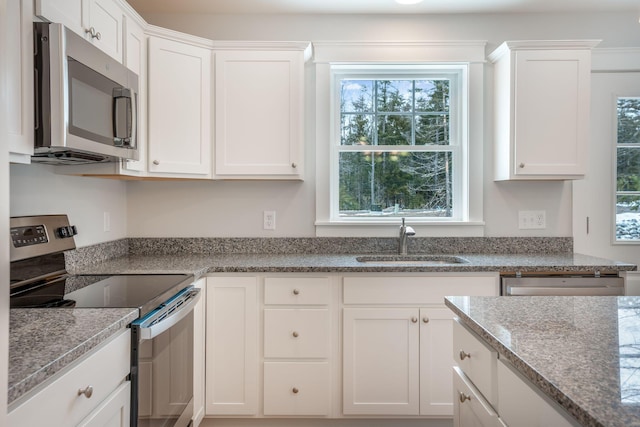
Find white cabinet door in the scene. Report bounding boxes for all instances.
[77,382,131,427]
[490,41,597,181]
[35,0,124,62]
[343,308,420,415]
[6,0,33,163]
[214,49,304,179]
[453,367,501,427]
[263,362,330,416]
[148,36,212,178]
[419,307,454,416]
[205,276,258,415]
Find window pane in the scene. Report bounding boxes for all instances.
[376,80,413,113]
[616,195,640,241]
[341,80,374,113]
[618,98,640,144]
[617,147,640,191]
[341,114,374,146]
[415,80,449,113]
[339,151,453,217]
[377,114,412,145]
[416,115,449,145]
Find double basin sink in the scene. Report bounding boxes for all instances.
[355,255,469,266]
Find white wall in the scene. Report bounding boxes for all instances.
[126,11,626,238]
[10,164,127,247]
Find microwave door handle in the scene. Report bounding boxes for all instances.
[112,88,133,147]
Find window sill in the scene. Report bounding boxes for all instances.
[315,220,485,237]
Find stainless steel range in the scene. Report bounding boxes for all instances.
[10,215,199,427]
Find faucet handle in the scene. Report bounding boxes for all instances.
[405,225,416,236]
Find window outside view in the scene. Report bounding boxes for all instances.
[616,97,640,241]
[337,78,457,219]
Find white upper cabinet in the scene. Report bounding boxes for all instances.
[35,0,124,62]
[7,0,34,163]
[489,40,599,181]
[147,35,212,178]
[213,44,311,180]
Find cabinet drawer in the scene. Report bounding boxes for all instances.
[343,275,498,305]
[453,366,501,427]
[453,320,498,407]
[264,309,329,358]
[264,362,330,416]
[8,329,130,427]
[264,277,330,305]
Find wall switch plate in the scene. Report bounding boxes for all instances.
[103,211,111,232]
[518,210,546,229]
[263,210,276,230]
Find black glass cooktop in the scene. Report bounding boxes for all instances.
[10,274,194,317]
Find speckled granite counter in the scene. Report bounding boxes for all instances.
[445,296,640,427]
[8,308,138,405]
[68,252,636,276]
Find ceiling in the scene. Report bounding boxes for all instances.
[126,0,640,15]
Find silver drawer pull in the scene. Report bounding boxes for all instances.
[422,317,429,323]
[78,385,93,398]
[411,317,418,323]
[291,162,297,168]
[519,162,525,169]
[153,160,160,165]
[459,392,471,403]
[292,331,299,338]
[459,350,471,360]
[293,288,300,295]
[292,387,299,394]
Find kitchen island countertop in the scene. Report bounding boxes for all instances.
[446,295,640,427]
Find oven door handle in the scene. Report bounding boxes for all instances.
[133,287,201,341]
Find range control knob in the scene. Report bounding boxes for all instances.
[56,225,78,239]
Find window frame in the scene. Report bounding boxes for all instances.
[313,41,486,237]
[330,64,467,222]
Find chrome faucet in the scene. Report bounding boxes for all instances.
[398,217,416,255]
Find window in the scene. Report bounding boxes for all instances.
[331,65,466,222]
[615,97,640,242]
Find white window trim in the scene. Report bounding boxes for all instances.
[314,41,486,237]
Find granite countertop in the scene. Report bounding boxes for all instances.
[8,308,138,405]
[68,252,636,276]
[445,295,640,427]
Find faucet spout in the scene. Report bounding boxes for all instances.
[398,218,416,255]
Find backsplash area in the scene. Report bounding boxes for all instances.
[65,237,573,270]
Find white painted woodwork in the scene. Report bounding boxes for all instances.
[35,0,124,62]
[76,382,131,427]
[193,279,206,426]
[148,36,212,177]
[264,308,330,358]
[497,360,579,427]
[7,330,130,427]
[343,307,420,415]
[6,0,33,163]
[264,277,330,305]
[205,276,258,415]
[453,367,501,427]
[419,307,455,416]
[490,40,598,180]
[214,49,305,179]
[453,319,498,407]
[343,274,500,305]
[263,362,331,416]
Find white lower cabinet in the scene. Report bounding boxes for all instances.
[8,329,131,427]
[342,274,500,417]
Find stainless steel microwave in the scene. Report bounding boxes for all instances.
[33,22,139,164]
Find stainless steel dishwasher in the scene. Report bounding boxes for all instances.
[501,274,625,296]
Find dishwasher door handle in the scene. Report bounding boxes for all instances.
[133,287,201,340]
[506,285,623,296]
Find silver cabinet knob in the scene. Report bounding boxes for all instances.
[411,317,418,323]
[292,387,299,394]
[292,331,299,338]
[459,350,471,360]
[293,288,300,295]
[153,160,160,165]
[422,317,429,323]
[459,392,471,403]
[291,162,297,168]
[519,162,525,168]
[84,27,101,40]
[78,385,93,398]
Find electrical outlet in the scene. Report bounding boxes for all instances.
[103,211,111,232]
[263,211,276,230]
[518,210,546,229]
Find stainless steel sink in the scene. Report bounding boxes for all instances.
[355,255,470,265]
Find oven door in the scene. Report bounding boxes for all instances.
[131,287,201,427]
